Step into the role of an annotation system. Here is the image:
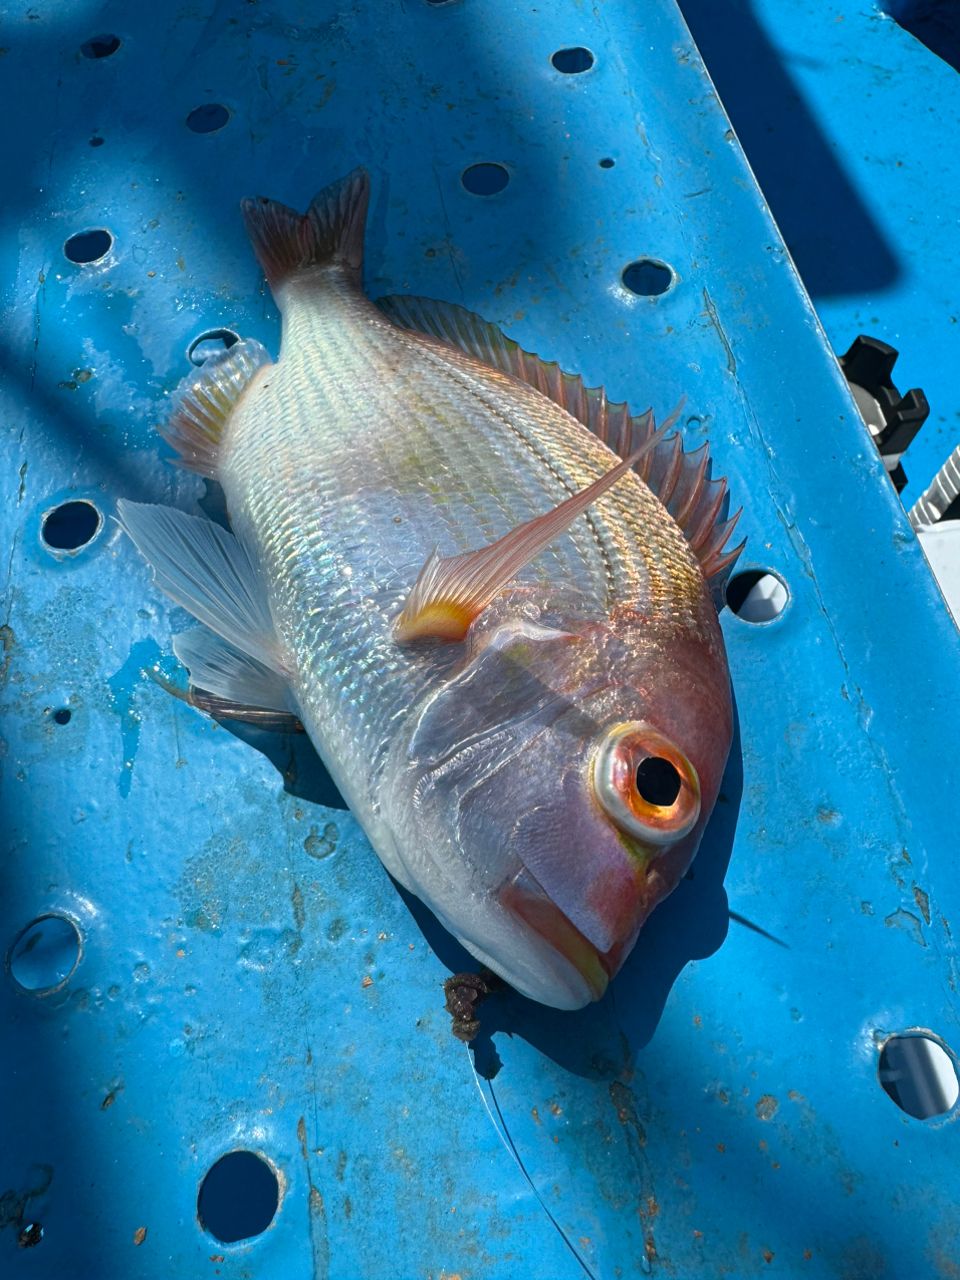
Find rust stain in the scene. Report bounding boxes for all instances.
[609,1081,647,1147]
[361,974,373,988]
[531,1106,541,1124]
[803,1250,812,1261]
[763,1249,774,1264]
[297,1116,308,1160]
[755,1094,779,1121]
[716,1142,726,1153]
[548,1101,563,1117]
[17,1224,42,1249]
[304,821,338,859]
[932,1251,960,1279]
[913,884,931,925]
[133,1227,147,1246]
[291,883,305,931]
[645,1195,660,1219]
[210,1254,225,1263]
[693,1230,703,1239]
[309,1186,324,1215]
[884,907,927,947]
[1,624,16,685]
[788,1090,805,1102]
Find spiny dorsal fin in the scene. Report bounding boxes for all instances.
[377,294,744,587]
[160,339,272,477]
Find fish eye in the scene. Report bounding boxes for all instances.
[635,755,682,807]
[593,722,700,846]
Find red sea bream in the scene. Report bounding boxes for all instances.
[119,169,742,1010]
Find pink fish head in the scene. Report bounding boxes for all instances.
[393,612,733,1010]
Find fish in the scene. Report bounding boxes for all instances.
[118,168,742,1011]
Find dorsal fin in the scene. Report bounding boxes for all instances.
[377,294,745,587]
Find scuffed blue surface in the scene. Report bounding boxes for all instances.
[2,1,960,1277]
[678,0,960,507]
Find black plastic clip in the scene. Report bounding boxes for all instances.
[839,335,929,493]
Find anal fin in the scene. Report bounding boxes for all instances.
[173,629,292,709]
[172,630,302,730]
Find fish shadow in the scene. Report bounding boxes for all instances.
[217,720,349,810]
[402,702,744,1081]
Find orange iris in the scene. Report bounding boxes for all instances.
[592,721,701,846]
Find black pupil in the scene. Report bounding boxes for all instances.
[636,756,682,806]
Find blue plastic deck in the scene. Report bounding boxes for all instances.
[2,2,960,1277]
[678,0,960,508]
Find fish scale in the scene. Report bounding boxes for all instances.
[119,168,738,1010]
[226,292,660,745]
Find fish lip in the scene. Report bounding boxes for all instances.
[499,867,612,1001]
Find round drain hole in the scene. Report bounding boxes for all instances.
[81,34,121,59]
[879,1032,959,1120]
[622,258,675,297]
[186,103,231,134]
[64,229,113,265]
[9,915,82,994]
[726,569,788,623]
[188,329,241,366]
[41,500,102,552]
[198,1151,280,1243]
[461,163,510,196]
[551,47,595,74]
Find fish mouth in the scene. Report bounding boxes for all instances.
[499,867,614,1001]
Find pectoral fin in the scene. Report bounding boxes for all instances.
[393,428,670,643]
[116,500,287,675]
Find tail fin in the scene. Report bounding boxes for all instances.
[240,167,369,292]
